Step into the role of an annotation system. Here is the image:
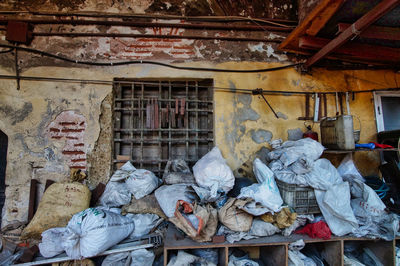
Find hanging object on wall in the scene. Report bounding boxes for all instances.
[303,122,318,141]
[252,88,279,119]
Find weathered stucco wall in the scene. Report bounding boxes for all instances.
[0,0,398,227]
[0,60,399,225]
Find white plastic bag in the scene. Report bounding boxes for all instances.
[110,161,137,181]
[39,227,66,258]
[267,138,324,167]
[62,207,135,259]
[304,159,343,190]
[193,147,235,198]
[337,154,365,182]
[248,219,280,237]
[349,179,398,240]
[154,184,196,218]
[102,249,155,266]
[130,249,155,266]
[351,181,386,218]
[238,158,283,213]
[126,169,161,200]
[128,213,162,238]
[168,250,216,266]
[315,182,358,236]
[228,254,259,266]
[101,252,130,266]
[100,181,132,207]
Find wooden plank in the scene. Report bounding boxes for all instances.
[338,23,400,41]
[299,36,400,63]
[164,225,358,249]
[27,179,38,222]
[305,0,400,67]
[116,155,130,169]
[279,0,344,51]
[219,247,228,266]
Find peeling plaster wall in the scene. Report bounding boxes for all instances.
[0,0,398,227]
[0,60,399,226]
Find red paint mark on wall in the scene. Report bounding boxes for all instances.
[98,21,197,59]
[47,111,87,170]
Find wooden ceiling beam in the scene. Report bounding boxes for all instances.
[305,0,400,67]
[279,0,345,51]
[300,36,400,64]
[337,23,400,41]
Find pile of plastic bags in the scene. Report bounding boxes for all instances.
[34,137,399,265]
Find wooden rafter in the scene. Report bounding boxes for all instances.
[337,23,400,41]
[299,36,400,64]
[305,0,400,67]
[278,0,345,52]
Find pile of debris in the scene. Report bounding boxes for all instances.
[1,138,399,265]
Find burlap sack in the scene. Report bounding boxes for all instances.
[121,193,167,219]
[21,182,91,240]
[169,200,217,242]
[218,198,253,232]
[52,259,94,266]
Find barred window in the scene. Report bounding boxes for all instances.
[113,79,214,175]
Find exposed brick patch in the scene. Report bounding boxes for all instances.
[47,111,87,170]
[98,22,197,59]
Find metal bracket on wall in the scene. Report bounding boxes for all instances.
[252,88,279,119]
[14,47,20,90]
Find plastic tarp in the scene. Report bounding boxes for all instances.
[193,147,235,200]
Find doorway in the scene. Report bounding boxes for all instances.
[0,131,7,224]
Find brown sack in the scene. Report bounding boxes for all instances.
[121,193,167,219]
[193,204,218,242]
[52,259,94,266]
[22,182,91,240]
[169,200,210,239]
[170,200,218,242]
[218,198,253,232]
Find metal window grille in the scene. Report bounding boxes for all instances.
[113,79,214,176]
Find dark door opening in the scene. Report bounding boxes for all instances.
[0,130,7,224]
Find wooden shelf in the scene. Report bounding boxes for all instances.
[323,148,398,154]
[164,225,395,266]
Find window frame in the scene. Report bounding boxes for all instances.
[374,90,400,132]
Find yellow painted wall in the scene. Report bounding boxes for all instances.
[0,61,399,224]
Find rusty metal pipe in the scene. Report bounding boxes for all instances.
[32,31,283,42]
[0,18,293,32]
